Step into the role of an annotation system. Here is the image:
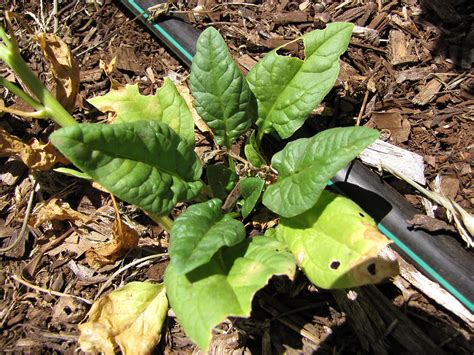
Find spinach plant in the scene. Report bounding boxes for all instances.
[1,21,398,352]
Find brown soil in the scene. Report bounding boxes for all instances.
[0,0,472,353]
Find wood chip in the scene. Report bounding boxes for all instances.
[360,139,426,185]
[391,249,474,328]
[412,78,443,105]
[237,54,257,72]
[273,11,311,24]
[389,30,418,65]
[370,112,411,143]
[395,65,436,84]
[109,46,141,73]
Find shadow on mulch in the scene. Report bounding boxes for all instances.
[227,280,473,354]
[419,0,474,71]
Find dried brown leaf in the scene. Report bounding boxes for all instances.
[407,214,457,234]
[29,197,90,228]
[99,57,123,90]
[176,83,212,134]
[36,32,80,112]
[86,217,139,269]
[0,128,68,170]
[78,282,168,355]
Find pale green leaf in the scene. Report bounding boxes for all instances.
[240,177,265,218]
[50,121,202,216]
[54,167,92,180]
[165,237,295,351]
[263,127,379,218]
[268,190,398,289]
[78,281,168,355]
[88,78,195,145]
[190,27,256,148]
[169,198,246,274]
[247,22,353,139]
[244,131,267,168]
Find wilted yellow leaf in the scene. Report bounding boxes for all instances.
[0,128,68,170]
[176,83,212,134]
[29,197,90,228]
[99,57,123,91]
[36,32,80,112]
[86,216,139,269]
[79,282,168,355]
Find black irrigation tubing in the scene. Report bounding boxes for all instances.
[117,0,473,311]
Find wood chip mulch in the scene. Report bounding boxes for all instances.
[0,0,472,353]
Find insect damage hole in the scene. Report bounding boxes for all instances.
[329,260,341,270]
[358,212,365,217]
[367,263,377,276]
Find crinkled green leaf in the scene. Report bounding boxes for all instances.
[240,177,265,218]
[78,281,168,355]
[190,27,256,148]
[244,131,267,168]
[263,127,379,218]
[50,121,202,216]
[88,78,195,145]
[207,164,238,200]
[247,22,353,139]
[169,198,246,274]
[267,190,398,289]
[165,237,295,351]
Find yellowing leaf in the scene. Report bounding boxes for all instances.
[88,79,195,146]
[86,216,139,269]
[0,128,68,170]
[79,282,168,355]
[29,197,90,228]
[268,190,399,288]
[35,33,80,112]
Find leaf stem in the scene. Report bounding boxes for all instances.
[256,128,264,147]
[0,105,49,118]
[0,25,77,127]
[148,213,174,233]
[5,52,77,127]
[0,76,44,111]
[228,154,236,172]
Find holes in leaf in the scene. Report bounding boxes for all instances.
[367,263,377,276]
[329,260,341,270]
[358,212,365,218]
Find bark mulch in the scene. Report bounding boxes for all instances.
[0,0,472,353]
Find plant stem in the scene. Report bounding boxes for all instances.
[0,25,77,127]
[5,54,77,127]
[228,154,236,172]
[147,213,174,233]
[256,128,264,147]
[0,105,49,118]
[0,76,43,111]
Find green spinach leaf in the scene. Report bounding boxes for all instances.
[190,27,256,148]
[165,237,295,351]
[51,120,202,216]
[169,198,245,274]
[240,177,265,218]
[247,22,353,139]
[263,127,378,217]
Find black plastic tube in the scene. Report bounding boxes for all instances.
[117,0,473,311]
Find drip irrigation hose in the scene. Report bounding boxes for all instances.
[117,0,473,311]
